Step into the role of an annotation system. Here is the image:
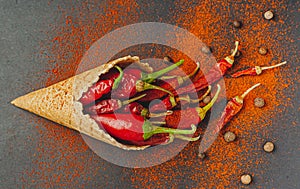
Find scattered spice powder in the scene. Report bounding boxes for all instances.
[21,0,298,188]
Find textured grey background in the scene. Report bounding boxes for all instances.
[0,0,299,188]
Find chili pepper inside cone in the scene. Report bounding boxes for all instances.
[138,62,200,102]
[177,41,239,95]
[213,83,261,134]
[154,84,221,129]
[91,113,197,143]
[81,60,184,104]
[231,61,287,78]
[85,94,146,115]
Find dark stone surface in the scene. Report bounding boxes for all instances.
[0,0,299,188]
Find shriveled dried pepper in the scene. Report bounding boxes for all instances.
[231,61,287,78]
[213,83,261,134]
[176,41,239,94]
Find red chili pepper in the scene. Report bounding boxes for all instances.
[91,113,197,143]
[80,60,184,105]
[149,85,211,112]
[80,66,124,105]
[231,61,287,78]
[153,85,220,129]
[137,62,200,102]
[85,94,146,115]
[80,79,115,105]
[176,41,239,95]
[213,83,261,134]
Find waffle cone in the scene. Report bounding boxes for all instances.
[11,56,152,150]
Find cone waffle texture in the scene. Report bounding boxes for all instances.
[11,56,153,150]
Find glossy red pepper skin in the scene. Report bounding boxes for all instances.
[177,59,232,94]
[213,97,243,134]
[122,102,144,115]
[149,96,176,112]
[91,113,146,142]
[80,79,115,105]
[85,99,121,115]
[80,69,141,105]
[112,70,141,98]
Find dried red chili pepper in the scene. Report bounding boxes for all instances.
[91,113,197,143]
[176,41,239,94]
[154,84,220,129]
[213,83,261,134]
[80,60,184,105]
[231,61,287,78]
[137,62,200,102]
[85,94,146,115]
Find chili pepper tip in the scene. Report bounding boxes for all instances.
[122,94,146,105]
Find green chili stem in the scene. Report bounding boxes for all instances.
[143,118,197,140]
[149,110,173,118]
[160,61,200,83]
[112,66,124,90]
[178,85,211,104]
[231,41,239,57]
[175,133,200,141]
[141,59,184,83]
[151,124,197,136]
[122,94,146,105]
[151,121,167,125]
[182,62,200,81]
[136,80,174,95]
[196,84,221,120]
[261,61,287,71]
[240,83,261,99]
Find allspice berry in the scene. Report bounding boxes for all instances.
[201,46,211,54]
[241,174,252,185]
[259,47,268,55]
[224,131,236,142]
[233,20,241,28]
[263,141,275,152]
[254,97,265,108]
[203,96,211,104]
[264,10,274,20]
